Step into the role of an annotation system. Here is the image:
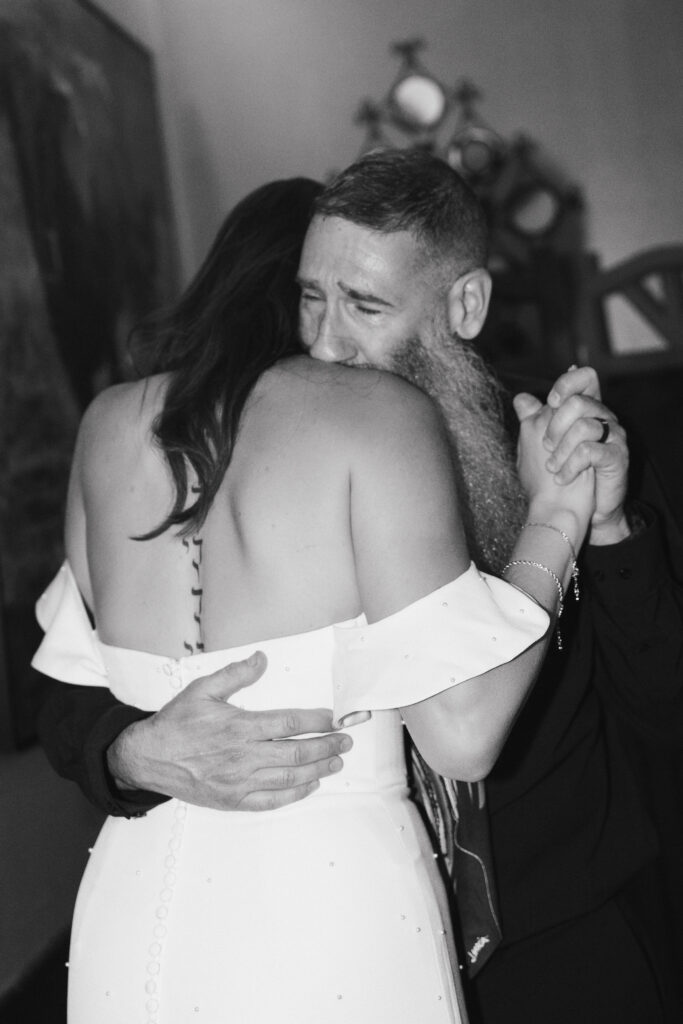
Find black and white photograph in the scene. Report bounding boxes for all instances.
[1,2,682,1022]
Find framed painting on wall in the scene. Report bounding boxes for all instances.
[0,0,178,747]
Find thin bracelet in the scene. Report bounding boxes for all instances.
[501,579,544,609]
[502,559,565,649]
[522,522,580,601]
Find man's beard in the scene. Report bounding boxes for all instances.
[386,325,527,574]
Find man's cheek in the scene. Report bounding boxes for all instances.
[298,314,312,350]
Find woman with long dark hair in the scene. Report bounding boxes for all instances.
[34,175,592,1022]
[131,177,323,539]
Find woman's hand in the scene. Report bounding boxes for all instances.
[543,365,631,545]
[514,391,596,534]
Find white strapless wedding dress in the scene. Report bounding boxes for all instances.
[33,562,547,1024]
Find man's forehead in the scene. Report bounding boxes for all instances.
[305,213,416,246]
[301,215,424,282]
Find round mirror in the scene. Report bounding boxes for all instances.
[506,184,562,237]
[390,74,447,130]
[460,139,494,174]
[446,125,503,181]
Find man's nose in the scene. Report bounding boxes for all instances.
[307,308,358,363]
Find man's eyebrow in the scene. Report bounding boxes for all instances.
[339,283,394,307]
[296,275,318,289]
[296,277,395,308]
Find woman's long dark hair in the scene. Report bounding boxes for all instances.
[132,177,322,539]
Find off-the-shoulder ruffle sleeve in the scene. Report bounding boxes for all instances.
[332,563,549,727]
[32,562,109,687]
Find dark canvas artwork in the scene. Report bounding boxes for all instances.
[0,0,177,746]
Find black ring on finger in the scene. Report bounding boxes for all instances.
[595,417,610,444]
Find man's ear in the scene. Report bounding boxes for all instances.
[447,268,492,340]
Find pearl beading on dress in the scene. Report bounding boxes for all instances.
[331,567,549,730]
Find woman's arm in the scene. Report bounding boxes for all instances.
[63,396,97,606]
[350,378,594,781]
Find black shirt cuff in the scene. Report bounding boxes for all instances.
[84,704,170,818]
[583,503,664,603]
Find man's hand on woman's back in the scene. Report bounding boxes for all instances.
[107,652,356,811]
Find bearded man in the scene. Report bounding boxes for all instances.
[35,151,682,1023]
[296,149,682,1023]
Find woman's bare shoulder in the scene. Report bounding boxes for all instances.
[266,355,439,435]
[73,375,170,483]
[77,375,167,444]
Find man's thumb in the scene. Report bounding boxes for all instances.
[194,651,268,701]
[512,391,543,422]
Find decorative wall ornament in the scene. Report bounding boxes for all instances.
[356,39,582,263]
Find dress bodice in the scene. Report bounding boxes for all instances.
[99,626,409,798]
[36,561,551,1023]
[33,559,549,801]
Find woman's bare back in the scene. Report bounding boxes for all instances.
[67,356,461,658]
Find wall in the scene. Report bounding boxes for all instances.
[128,0,683,283]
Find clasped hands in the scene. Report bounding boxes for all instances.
[514,365,630,546]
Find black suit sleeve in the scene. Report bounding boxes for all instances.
[583,488,683,754]
[35,675,169,817]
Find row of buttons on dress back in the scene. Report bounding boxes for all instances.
[145,532,201,1020]
[144,800,189,1023]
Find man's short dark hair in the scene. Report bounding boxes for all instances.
[315,148,489,270]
